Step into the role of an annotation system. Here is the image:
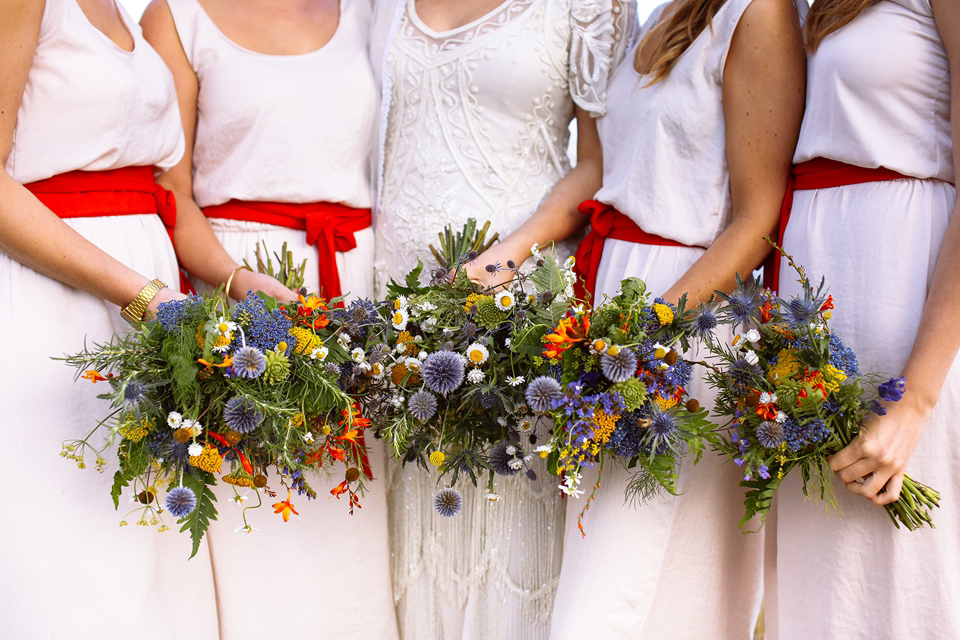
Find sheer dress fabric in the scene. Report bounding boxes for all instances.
[549,1,798,637]
[169,0,377,303]
[0,0,219,637]
[771,1,960,637]
[165,1,396,637]
[369,0,634,637]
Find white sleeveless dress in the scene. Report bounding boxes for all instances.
[165,1,398,638]
[549,2,782,637]
[771,2,960,637]
[369,0,634,637]
[170,0,377,300]
[0,1,219,637]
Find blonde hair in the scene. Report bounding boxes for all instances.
[637,0,729,84]
[804,0,875,51]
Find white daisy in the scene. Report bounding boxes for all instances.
[311,346,329,361]
[494,290,516,311]
[466,342,489,366]
[188,443,203,457]
[391,308,408,331]
[467,368,485,384]
[351,347,366,363]
[507,376,525,387]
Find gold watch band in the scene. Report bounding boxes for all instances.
[121,279,168,325]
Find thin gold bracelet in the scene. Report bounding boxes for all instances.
[120,279,167,325]
[224,265,252,301]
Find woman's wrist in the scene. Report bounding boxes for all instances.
[120,278,168,324]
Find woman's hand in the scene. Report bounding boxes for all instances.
[465,243,522,289]
[828,397,929,505]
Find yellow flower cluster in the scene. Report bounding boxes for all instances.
[592,409,620,445]
[290,327,320,355]
[222,473,256,488]
[653,393,679,411]
[396,331,419,357]
[119,415,156,443]
[189,446,224,473]
[653,303,674,326]
[464,293,488,313]
[822,364,847,393]
[289,413,305,428]
[768,348,802,385]
[429,451,446,467]
[776,444,788,479]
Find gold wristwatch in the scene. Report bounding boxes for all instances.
[121,279,168,325]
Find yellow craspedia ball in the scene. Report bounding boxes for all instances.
[429,451,446,467]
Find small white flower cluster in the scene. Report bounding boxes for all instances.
[733,328,762,366]
[559,469,584,498]
[213,316,238,353]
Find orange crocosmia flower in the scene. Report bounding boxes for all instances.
[543,315,590,360]
[338,429,360,444]
[272,492,299,522]
[82,370,108,383]
[327,446,347,463]
[758,299,774,324]
[756,403,778,420]
[197,356,234,368]
[820,296,835,312]
[330,480,350,498]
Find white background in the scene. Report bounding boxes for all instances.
[119,0,664,23]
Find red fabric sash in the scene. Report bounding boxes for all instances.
[24,166,195,293]
[203,200,372,301]
[765,157,911,293]
[573,199,702,302]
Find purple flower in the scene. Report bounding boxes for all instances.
[525,376,562,413]
[600,348,638,383]
[434,488,463,517]
[166,486,197,518]
[878,376,906,403]
[422,351,465,396]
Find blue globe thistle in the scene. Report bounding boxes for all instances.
[650,411,677,438]
[600,347,638,383]
[480,390,502,410]
[123,380,146,406]
[434,488,463,517]
[729,357,762,393]
[488,441,522,476]
[408,390,438,422]
[692,305,719,338]
[165,440,191,463]
[233,346,267,379]
[166,486,197,518]
[422,351,465,396]
[718,276,759,326]
[755,420,786,449]
[525,376,562,413]
[336,298,380,339]
[223,396,263,434]
[785,296,818,326]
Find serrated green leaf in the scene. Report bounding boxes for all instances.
[111,470,130,509]
[178,471,218,559]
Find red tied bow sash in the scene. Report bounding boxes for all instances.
[764,157,911,293]
[573,200,702,302]
[23,166,195,293]
[203,200,372,301]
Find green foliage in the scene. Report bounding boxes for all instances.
[178,471,218,560]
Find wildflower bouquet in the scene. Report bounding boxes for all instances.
[704,260,940,530]
[357,245,579,514]
[63,289,376,557]
[531,278,715,531]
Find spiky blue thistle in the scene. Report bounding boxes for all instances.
[223,396,263,434]
[422,351,465,395]
[166,486,197,518]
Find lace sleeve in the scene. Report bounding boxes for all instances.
[569,0,638,115]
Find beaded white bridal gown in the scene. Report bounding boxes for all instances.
[369,0,635,637]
